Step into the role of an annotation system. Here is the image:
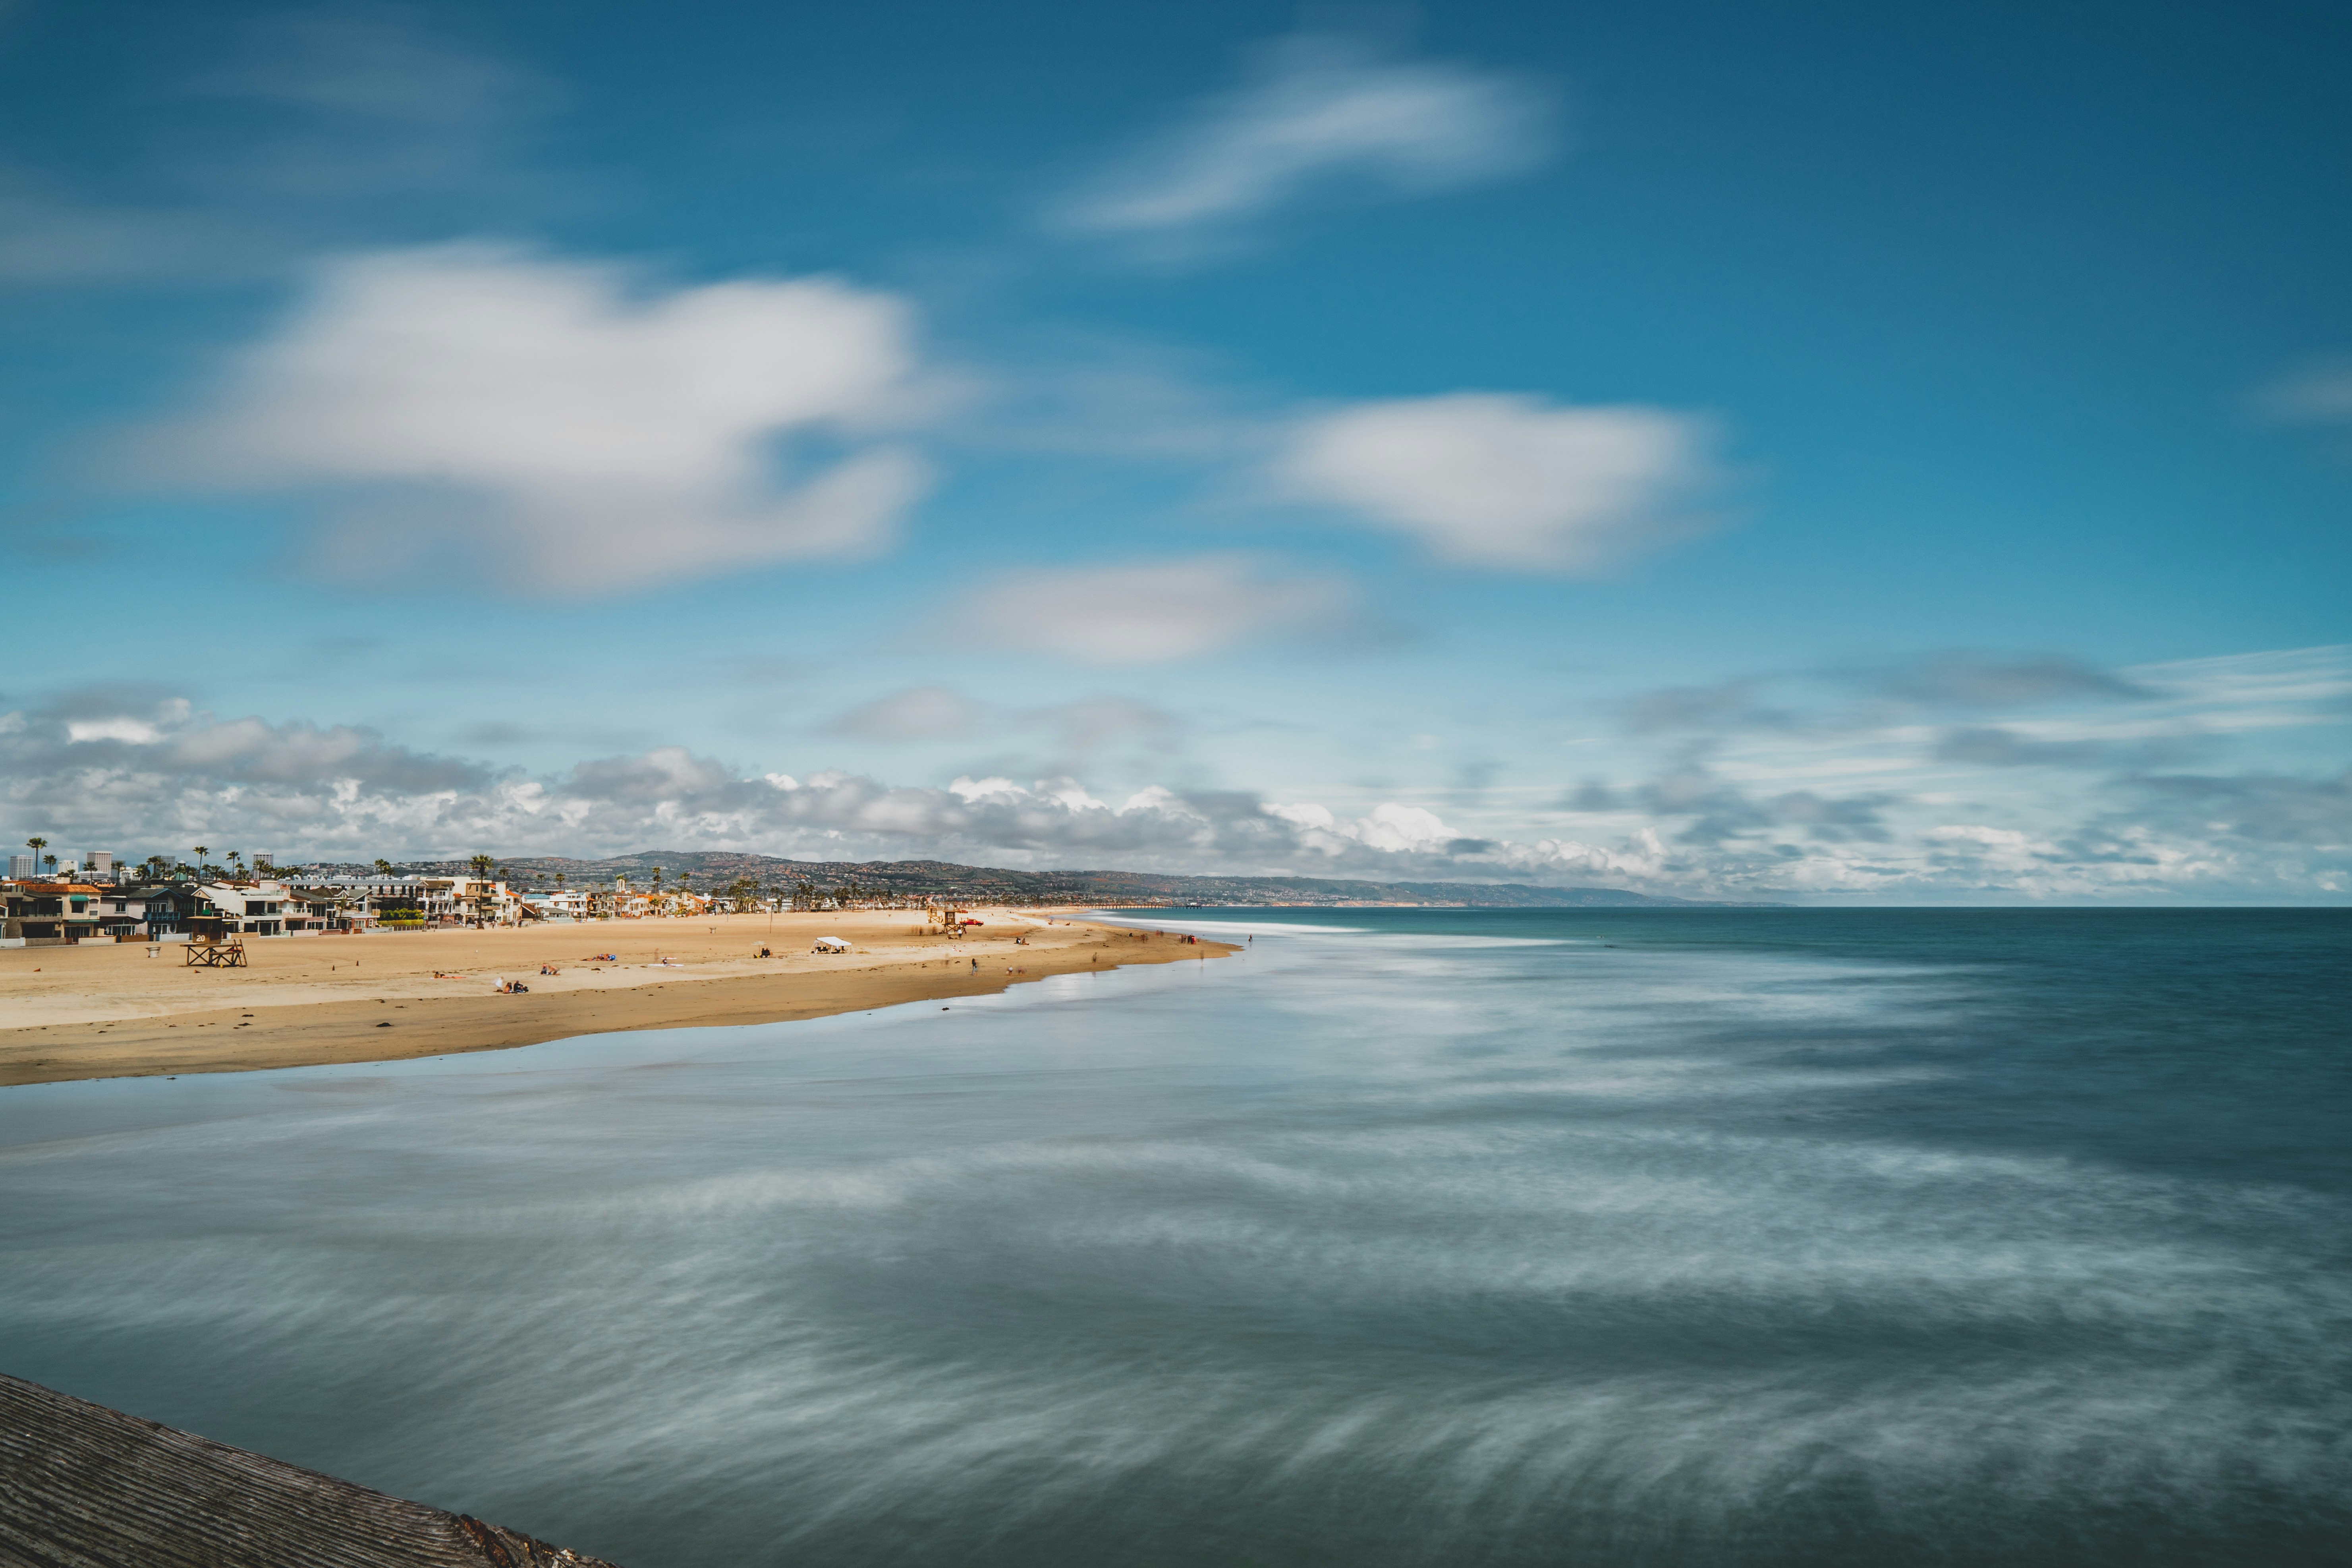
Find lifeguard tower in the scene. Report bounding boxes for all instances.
[182,915,247,968]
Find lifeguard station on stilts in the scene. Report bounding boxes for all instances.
[182,915,247,968]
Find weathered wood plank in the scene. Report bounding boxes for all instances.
[0,1373,621,1567]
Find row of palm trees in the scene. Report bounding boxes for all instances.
[14,842,885,912]
[184,846,267,881]
[12,838,380,884]
[15,836,243,881]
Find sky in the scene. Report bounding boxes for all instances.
[1,0,2346,902]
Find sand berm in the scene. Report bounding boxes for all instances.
[0,910,1235,1087]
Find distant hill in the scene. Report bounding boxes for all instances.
[293,852,1772,908]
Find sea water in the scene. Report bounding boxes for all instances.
[1,908,2345,1566]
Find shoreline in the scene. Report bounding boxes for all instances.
[0,910,1234,1088]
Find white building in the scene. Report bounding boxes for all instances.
[525,888,595,921]
[284,874,526,927]
[198,881,315,937]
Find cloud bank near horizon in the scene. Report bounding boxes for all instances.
[4,644,2344,902]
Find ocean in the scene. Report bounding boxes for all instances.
[2,908,2346,1566]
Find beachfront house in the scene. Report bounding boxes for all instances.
[293,875,434,927]
[525,888,594,921]
[290,889,357,930]
[133,881,209,937]
[444,875,525,925]
[1,879,107,944]
[591,877,664,920]
[199,881,297,937]
[281,874,517,928]
[92,885,155,938]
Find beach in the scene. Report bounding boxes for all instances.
[0,910,1230,1086]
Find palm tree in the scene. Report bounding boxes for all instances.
[192,845,209,879]
[373,859,393,877]
[23,836,44,879]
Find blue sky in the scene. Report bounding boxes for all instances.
[2,0,2346,900]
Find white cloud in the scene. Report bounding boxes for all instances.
[141,244,930,593]
[1280,394,1713,570]
[1267,801,1458,854]
[66,717,163,745]
[1057,35,1553,249]
[952,556,1351,664]
[2256,357,2352,425]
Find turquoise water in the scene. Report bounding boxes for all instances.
[2,908,2346,1565]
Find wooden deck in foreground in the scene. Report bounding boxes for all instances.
[0,1372,622,1567]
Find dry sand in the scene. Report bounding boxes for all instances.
[0,910,1232,1087]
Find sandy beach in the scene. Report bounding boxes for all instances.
[0,910,1231,1087]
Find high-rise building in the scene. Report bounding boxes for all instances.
[87,852,114,875]
[7,855,31,879]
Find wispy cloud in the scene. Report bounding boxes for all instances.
[0,4,566,288]
[1280,394,1715,571]
[1868,653,2153,708]
[1620,681,1795,736]
[191,4,560,199]
[1054,34,1555,255]
[134,244,931,593]
[1930,727,2201,769]
[2255,356,2352,425]
[0,174,270,286]
[949,556,1353,664]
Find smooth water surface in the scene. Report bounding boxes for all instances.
[3,909,2347,1566]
